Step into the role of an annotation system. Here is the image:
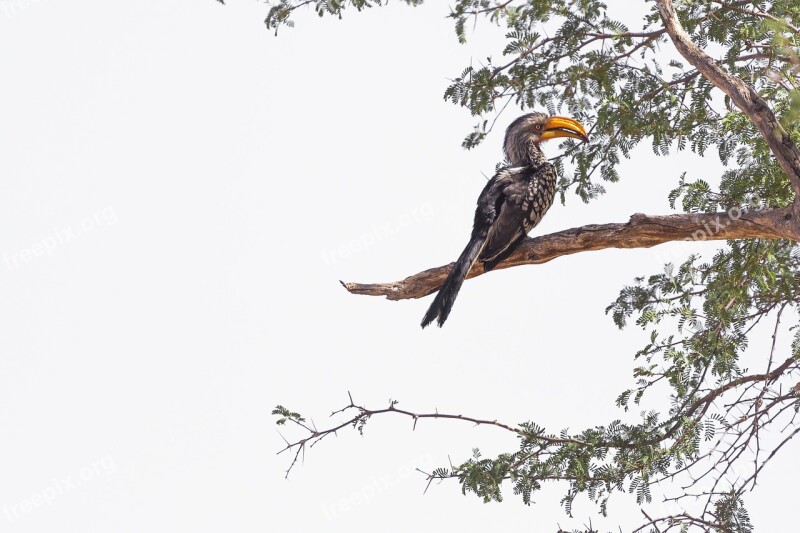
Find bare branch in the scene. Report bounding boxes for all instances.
[277,395,589,476]
[343,209,798,301]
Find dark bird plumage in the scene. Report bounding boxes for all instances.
[421,112,588,328]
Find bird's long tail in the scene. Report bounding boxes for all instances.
[420,233,486,328]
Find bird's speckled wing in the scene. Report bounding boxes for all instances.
[476,167,529,264]
[471,168,513,232]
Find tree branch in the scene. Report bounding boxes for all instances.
[342,209,798,300]
[276,394,588,477]
[655,0,800,218]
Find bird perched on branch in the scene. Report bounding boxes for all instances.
[421,112,588,328]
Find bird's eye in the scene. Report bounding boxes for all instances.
[535,124,542,130]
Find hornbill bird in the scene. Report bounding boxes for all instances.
[420,112,588,328]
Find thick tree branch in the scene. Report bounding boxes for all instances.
[655,0,800,218]
[342,209,798,300]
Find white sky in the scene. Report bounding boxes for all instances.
[0,1,795,531]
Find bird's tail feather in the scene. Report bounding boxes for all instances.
[420,233,486,328]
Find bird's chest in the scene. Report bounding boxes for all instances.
[520,169,556,228]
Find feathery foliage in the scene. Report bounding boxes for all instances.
[256,1,800,531]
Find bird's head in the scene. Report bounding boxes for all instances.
[503,112,588,166]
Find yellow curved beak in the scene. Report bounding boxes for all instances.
[540,116,589,143]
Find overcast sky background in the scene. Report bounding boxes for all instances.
[0,1,795,531]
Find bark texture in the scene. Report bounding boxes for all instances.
[343,209,799,300]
